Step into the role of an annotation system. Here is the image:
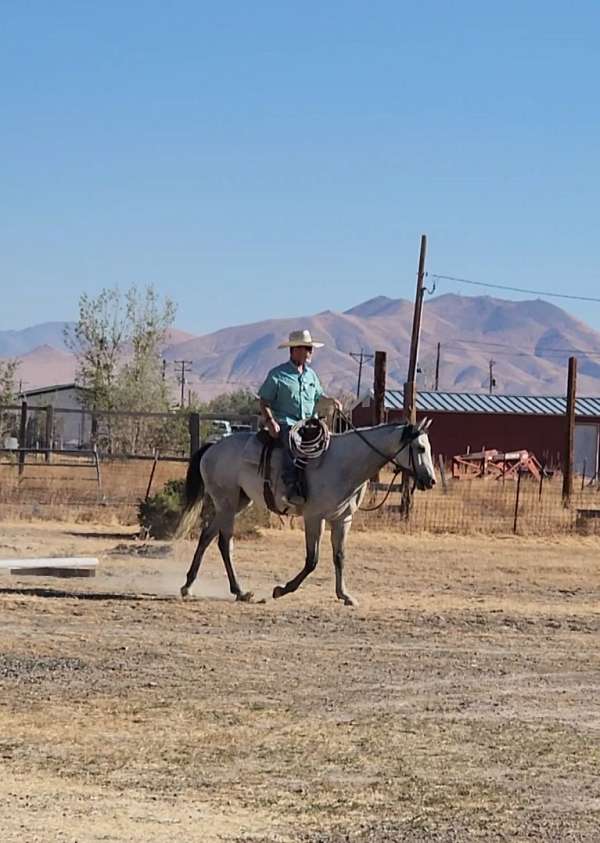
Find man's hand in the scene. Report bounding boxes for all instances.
[333,398,343,413]
[266,418,281,438]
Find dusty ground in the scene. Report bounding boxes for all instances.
[0,520,599,842]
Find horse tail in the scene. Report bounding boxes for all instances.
[175,444,214,540]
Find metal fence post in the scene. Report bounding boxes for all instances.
[18,400,27,476]
[45,405,54,463]
[513,467,523,534]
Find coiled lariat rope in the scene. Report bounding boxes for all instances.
[288,417,331,464]
[286,410,419,512]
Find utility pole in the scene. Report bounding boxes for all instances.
[402,234,427,519]
[562,356,577,506]
[174,360,193,408]
[434,342,441,391]
[488,359,496,395]
[404,234,427,424]
[350,350,374,398]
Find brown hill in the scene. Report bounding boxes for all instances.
[13,346,77,391]
[4,294,600,399]
[163,293,600,399]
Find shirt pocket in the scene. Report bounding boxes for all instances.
[302,381,317,401]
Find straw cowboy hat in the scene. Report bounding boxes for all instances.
[278,329,324,349]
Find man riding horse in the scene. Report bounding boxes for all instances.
[258,329,341,506]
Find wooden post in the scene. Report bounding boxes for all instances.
[404,234,427,424]
[145,449,160,500]
[45,405,54,463]
[437,454,447,493]
[562,356,577,506]
[371,352,387,484]
[189,412,201,457]
[18,400,27,476]
[372,351,387,426]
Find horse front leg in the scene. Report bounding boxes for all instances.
[273,516,324,599]
[330,514,358,607]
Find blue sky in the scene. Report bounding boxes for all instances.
[2,1,599,334]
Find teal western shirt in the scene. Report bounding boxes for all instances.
[258,361,324,426]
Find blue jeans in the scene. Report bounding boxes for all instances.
[278,424,304,499]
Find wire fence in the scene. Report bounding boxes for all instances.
[357,469,600,535]
[1,450,599,536]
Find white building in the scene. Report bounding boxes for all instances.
[22,383,92,448]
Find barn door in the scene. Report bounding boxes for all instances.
[574,424,599,478]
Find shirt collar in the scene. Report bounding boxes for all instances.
[284,360,309,375]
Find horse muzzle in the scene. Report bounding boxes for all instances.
[416,473,436,491]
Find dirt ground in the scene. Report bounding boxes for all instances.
[1,521,599,842]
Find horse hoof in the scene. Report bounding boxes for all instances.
[272,585,285,599]
[236,591,254,603]
[180,585,189,598]
[341,595,358,607]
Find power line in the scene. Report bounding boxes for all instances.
[429,273,600,304]
[439,337,600,359]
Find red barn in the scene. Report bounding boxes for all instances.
[351,390,600,474]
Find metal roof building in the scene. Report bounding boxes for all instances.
[352,390,600,473]
[384,390,600,418]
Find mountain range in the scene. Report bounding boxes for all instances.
[3,294,600,399]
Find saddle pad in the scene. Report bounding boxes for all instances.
[241,433,265,467]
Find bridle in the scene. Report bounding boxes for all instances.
[335,411,426,512]
[336,409,423,473]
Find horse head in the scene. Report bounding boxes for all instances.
[399,418,436,490]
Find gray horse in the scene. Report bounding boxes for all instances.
[179,419,436,606]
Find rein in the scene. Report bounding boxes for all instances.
[335,410,419,512]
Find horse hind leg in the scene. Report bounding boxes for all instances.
[218,492,254,602]
[180,508,221,597]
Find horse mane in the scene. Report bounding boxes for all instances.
[333,421,409,439]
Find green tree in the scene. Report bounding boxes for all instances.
[113,286,176,452]
[64,288,127,414]
[65,284,176,453]
[205,388,258,416]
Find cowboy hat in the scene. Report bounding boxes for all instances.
[278,329,324,349]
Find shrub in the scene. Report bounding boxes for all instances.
[138,479,186,539]
[138,478,272,539]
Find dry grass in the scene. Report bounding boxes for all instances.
[0,523,599,841]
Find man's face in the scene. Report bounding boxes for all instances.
[290,345,314,366]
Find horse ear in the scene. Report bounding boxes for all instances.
[417,417,428,431]
[423,417,432,432]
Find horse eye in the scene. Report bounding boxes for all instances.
[417,445,426,454]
